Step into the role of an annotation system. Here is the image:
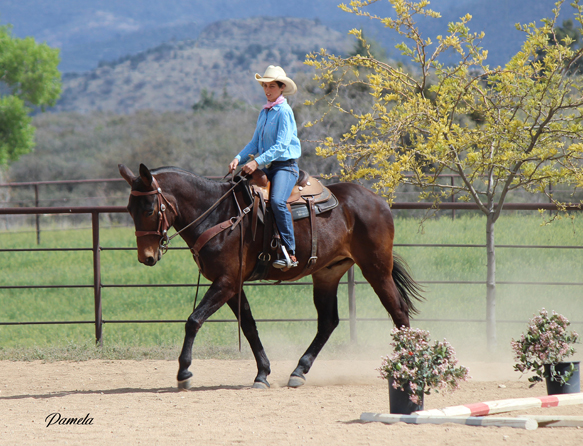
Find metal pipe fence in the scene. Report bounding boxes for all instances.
[2,175,580,243]
[1,202,582,346]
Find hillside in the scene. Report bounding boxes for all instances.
[54,17,351,114]
[1,0,566,73]
[58,21,205,74]
[0,0,376,73]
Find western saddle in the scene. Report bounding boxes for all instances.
[244,169,338,280]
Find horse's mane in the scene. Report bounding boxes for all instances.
[151,166,201,178]
[150,166,227,193]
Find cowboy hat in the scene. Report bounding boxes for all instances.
[255,65,297,96]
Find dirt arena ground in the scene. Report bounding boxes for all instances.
[0,359,581,445]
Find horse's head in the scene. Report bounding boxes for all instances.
[119,163,177,266]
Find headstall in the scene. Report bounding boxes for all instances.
[130,176,177,252]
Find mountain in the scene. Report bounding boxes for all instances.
[54,17,351,114]
[3,0,579,114]
[1,0,571,73]
[0,0,379,73]
[58,21,205,74]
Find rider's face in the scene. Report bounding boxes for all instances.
[263,81,285,101]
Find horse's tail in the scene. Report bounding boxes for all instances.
[392,253,424,316]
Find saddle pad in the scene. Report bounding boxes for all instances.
[291,192,339,220]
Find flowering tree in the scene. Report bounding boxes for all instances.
[305,0,583,349]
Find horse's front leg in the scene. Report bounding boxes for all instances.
[177,278,236,388]
[226,290,271,389]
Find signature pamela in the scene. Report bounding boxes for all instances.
[45,413,94,427]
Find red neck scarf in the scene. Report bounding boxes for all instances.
[263,95,285,110]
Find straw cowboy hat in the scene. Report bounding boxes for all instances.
[255,65,297,96]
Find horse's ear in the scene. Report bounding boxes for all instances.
[118,164,137,186]
[139,163,153,188]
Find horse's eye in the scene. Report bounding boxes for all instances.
[145,210,155,217]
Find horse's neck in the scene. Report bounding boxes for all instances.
[161,172,234,231]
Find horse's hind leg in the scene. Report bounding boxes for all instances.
[356,255,411,329]
[288,260,352,387]
[226,290,271,389]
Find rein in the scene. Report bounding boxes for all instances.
[163,175,247,251]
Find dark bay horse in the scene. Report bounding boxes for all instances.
[119,163,423,389]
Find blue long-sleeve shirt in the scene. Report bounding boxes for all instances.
[235,99,301,166]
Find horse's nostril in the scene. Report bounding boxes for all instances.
[145,256,156,266]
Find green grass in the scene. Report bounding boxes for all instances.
[1,214,582,362]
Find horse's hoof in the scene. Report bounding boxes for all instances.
[177,378,192,390]
[287,375,306,388]
[252,381,270,390]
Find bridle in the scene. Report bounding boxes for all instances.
[130,175,178,252]
[130,173,247,253]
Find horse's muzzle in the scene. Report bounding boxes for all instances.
[136,236,163,266]
[143,256,158,266]
[138,247,162,266]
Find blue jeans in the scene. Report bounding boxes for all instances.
[263,160,299,254]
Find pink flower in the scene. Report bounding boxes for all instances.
[378,326,469,403]
[511,308,579,384]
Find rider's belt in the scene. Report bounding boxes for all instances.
[265,159,297,169]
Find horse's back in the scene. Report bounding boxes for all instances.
[327,182,394,225]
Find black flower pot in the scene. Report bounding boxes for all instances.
[388,378,424,414]
[544,361,580,395]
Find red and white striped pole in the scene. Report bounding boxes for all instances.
[413,392,583,417]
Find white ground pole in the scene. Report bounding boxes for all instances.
[412,392,583,417]
[526,415,583,427]
[360,413,538,430]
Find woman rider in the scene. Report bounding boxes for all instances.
[228,65,301,269]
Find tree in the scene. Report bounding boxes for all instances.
[305,0,583,350]
[191,88,246,113]
[0,23,61,166]
[348,31,387,60]
[550,18,583,74]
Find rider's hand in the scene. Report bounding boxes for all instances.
[241,160,259,175]
[228,158,239,173]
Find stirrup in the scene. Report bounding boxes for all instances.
[272,246,298,269]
